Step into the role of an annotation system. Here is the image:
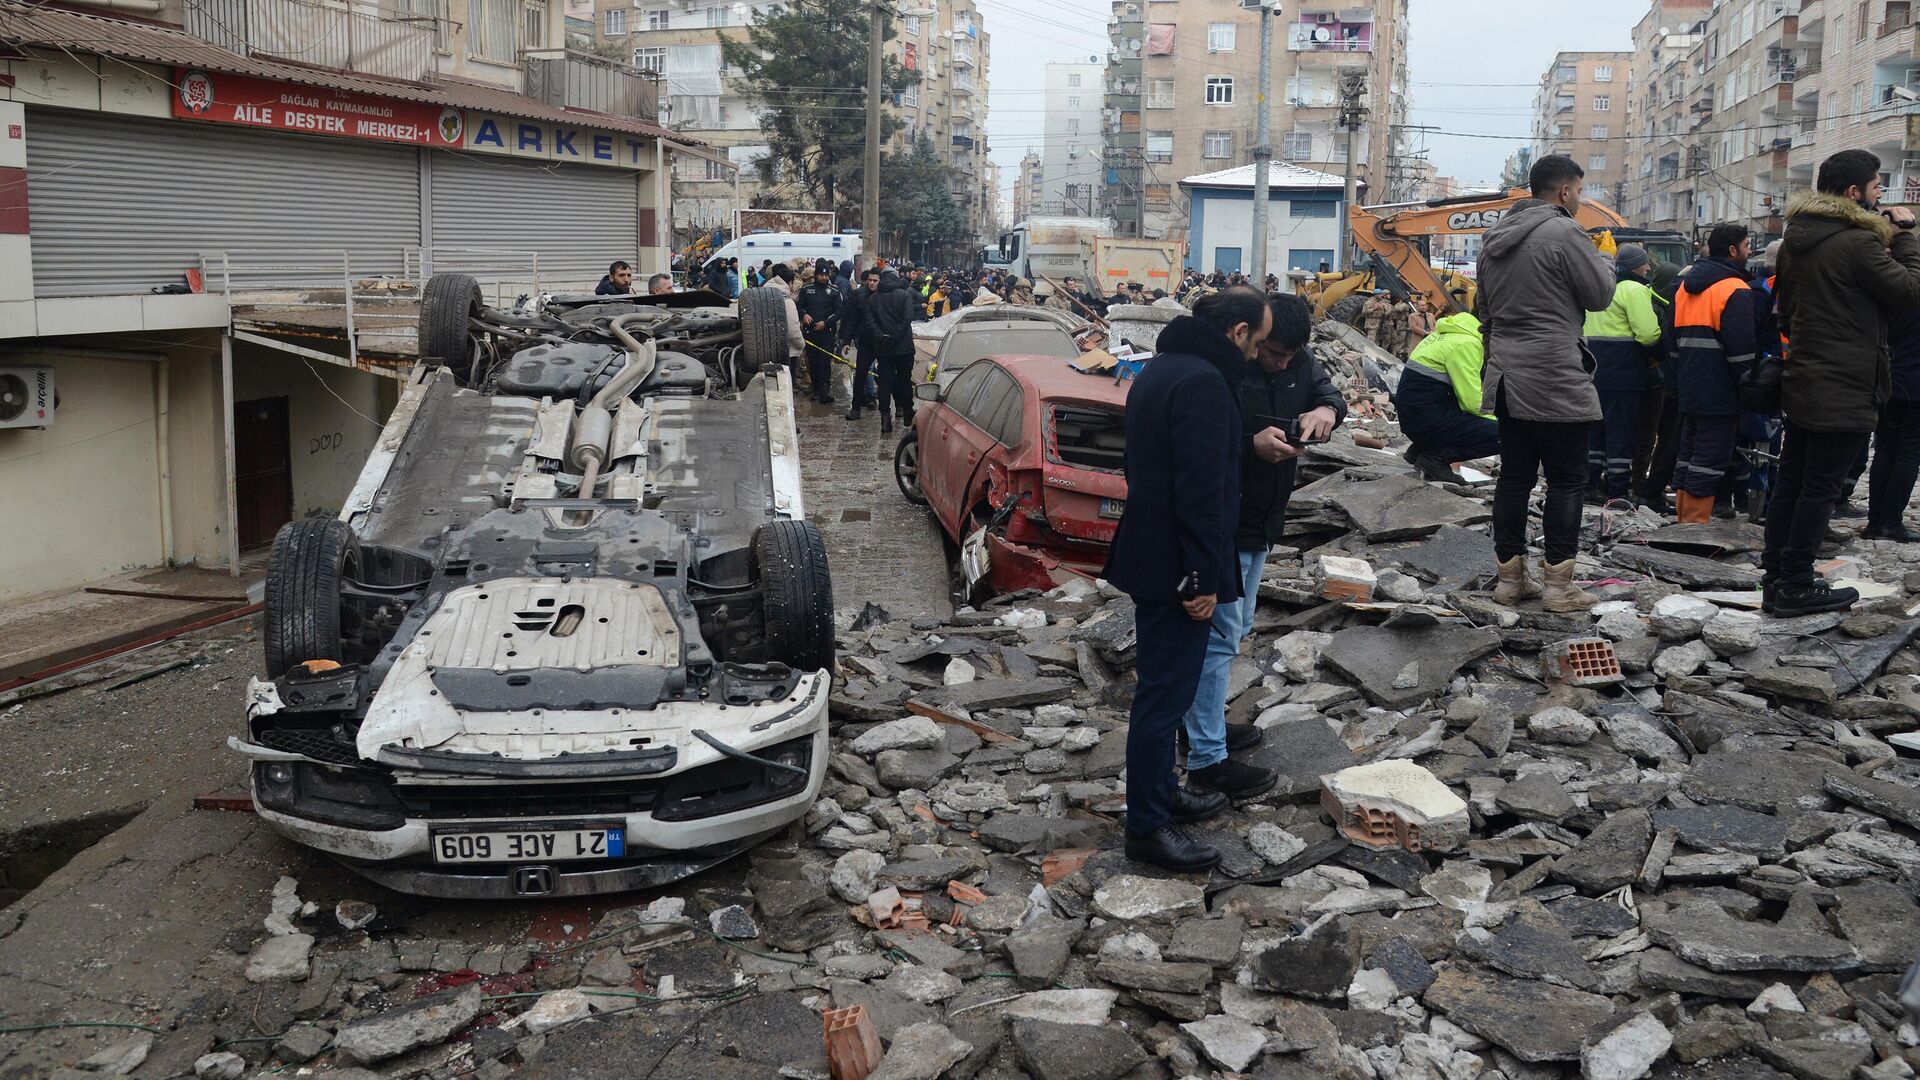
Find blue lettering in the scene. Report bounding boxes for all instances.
[553,128,578,157]
[627,139,647,165]
[473,118,505,149]
[592,134,614,161]
[517,124,543,152]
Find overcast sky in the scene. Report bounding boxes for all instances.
[981,0,1642,197]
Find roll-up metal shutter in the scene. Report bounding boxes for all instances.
[25,108,421,298]
[429,153,639,289]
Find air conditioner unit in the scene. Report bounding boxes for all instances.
[1315,12,1336,22]
[0,366,55,429]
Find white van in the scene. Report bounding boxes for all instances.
[703,232,864,272]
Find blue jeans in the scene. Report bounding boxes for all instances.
[1179,548,1268,771]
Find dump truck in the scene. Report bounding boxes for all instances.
[987,218,1182,294]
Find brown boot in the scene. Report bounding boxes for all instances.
[1492,555,1542,606]
[1540,558,1599,612]
[1675,491,1712,524]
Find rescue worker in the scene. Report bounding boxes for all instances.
[1583,244,1663,503]
[797,263,844,405]
[1009,277,1037,306]
[924,274,955,319]
[1394,310,1499,484]
[1387,296,1415,357]
[1359,290,1393,349]
[1670,224,1758,524]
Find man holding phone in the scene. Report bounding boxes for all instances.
[1104,286,1270,872]
[1179,293,1343,803]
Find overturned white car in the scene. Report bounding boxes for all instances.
[231,276,834,899]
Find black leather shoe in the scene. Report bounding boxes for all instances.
[1177,723,1264,754]
[881,415,894,435]
[1772,579,1859,618]
[1833,503,1868,520]
[1862,522,1919,543]
[845,408,863,421]
[1188,759,1278,801]
[1124,825,1221,873]
[1168,785,1229,825]
[1415,453,1467,485]
[1761,575,1776,614]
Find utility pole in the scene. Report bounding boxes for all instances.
[863,0,886,265]
[1247,0,1275,285]
[1336,68,1367,272]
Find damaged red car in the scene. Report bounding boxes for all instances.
[894,355,1130,596]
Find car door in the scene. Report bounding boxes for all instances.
[922,361,994,534]
[952,364,1021,523]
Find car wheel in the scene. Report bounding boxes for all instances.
[738,287,790,377]
[421,273,483,376]
[263,517,362,678]
[894,431,928,506]
[753,519,834,673]
[1327,295,1368,326]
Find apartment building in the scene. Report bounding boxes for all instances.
[1102,0,1410,240]
[1013,149,1044,223]
[1040,62,1104,216]
[1625,0,1711,231]
[602,0,991,251]
[1530,51,1633,207]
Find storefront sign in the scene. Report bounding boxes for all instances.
[465,113,653,169]
[173,69,463,147]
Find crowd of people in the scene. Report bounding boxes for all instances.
[1103,147,1920,872]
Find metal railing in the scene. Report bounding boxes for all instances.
[523,48,660,119]
[183,0,438,82]
[419,247,542,306]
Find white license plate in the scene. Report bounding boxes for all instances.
[1099,497,1125,519]
[431,827,624,864]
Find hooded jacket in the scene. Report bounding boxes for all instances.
[1670,257,1757,417]
[1104,315,1247,604]
[1475,198,1617,422]
[1234,344,1347,551]
[1776,190,1920,431]
[864,271,917,357]
[1406,312,1491,419]
[1583,267,1663,394]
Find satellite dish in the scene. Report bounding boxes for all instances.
[1311,26,1332,42]
[731,1,747,18]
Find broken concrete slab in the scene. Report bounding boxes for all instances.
[1240,717,1359,801]
[1321,759,1470,853]
[1320,622,1503,709]
[1650,806,1789,859]
[1831,882,1920,972]
[1323,473,1492,541]
[1090,875,1203,923]
[1423,965,1616,1063]
[335,984,483,1064]
[1682,749,1845,814]
[1822,771,1920,830]
[1607,545,1764,589]
[1643,900,1858,972]
[1456,911,1598,990]
[1009,1020,1146,1080]
[1553,809,1653,895]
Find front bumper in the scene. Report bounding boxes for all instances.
[239,674,830,898]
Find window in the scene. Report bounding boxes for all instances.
[705,4,729,25]
[604,7,626,34]
[525,0,545,47]
[1068,73,1082,87]
[1146,78,1175,107]
[1203,130,1232,158]
[1288,248,1334,272]
[1860,0,1870,39]
[1893,1,1914,30]
[904,14,919,33]
[1595,64,1613,82]
[705,158,730,180]
[644,8,668,29]
[633,46,665,71]
[1282,131,1313,160]
[1145,132,1173,161]
[1588,153,1607,170]
[1206,76,1234,105]
[1067,118,1080,134]
[1067,96,1081,109]
[1555,65,1577,81]
[1590,124,1609,139]
[963,366,1024,446]
[1067,141,1081,157]
[469,0,520,61]
[1208,22,1236,51]
[1593,95,1611,111]
[1288,201,1335,218]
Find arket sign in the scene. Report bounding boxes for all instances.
[172,69,463,148]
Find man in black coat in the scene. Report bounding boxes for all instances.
[863,269,918,434]
[1179,293,1345,802]
[797,264,844,405]
[1105,285,1270,872]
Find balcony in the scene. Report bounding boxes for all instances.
[524,49,659,119]
[183,0,438,82]
[1287,19,1373,53]
[953,45,975,67]
[952,134,975,149]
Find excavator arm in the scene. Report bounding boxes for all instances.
[1349,188,1629,315]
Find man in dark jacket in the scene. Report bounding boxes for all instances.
[1583,244,1662,502]
[1105,286,1270,872]
[1765,149,1920,615]
[842,268,879,416]
[1179,293,1343,801]
[1670,224,1758,523]
[858,269,917,434]
[1866,311,1920,542]
[596,260,634,295]
[703,258,729,296]
[797,264,844,405]
[1636,261,1685,511]
[1477,154,1617,612]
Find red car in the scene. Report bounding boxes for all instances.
[894,355,1131,596]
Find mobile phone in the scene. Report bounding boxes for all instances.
[1255,414,1331,444]
[1177,572,1200,601]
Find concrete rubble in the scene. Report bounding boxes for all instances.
[76,320,1920,1080]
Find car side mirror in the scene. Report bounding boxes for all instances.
[914,382,941,403]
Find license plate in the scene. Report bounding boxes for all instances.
[1099,498,1125,519]
[431,827,624,864]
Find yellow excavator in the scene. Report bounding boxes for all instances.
[1302,189,1646,324]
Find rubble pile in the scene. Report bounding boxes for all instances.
[210,498,1920,1080]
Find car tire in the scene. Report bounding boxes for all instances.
[894,431,929,505]
[1327,295,1368,326]
[421,273,483,374]
[753,519,834,672]
[738,287,791,374]
[263,517,362,678]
